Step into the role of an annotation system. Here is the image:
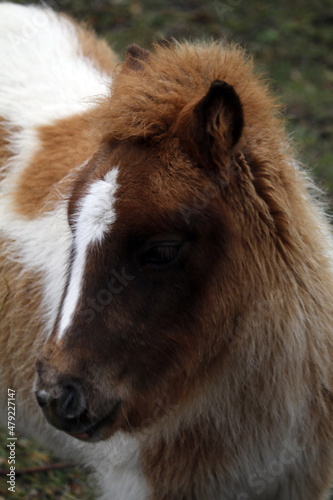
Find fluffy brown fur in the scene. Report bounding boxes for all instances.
[13,112,103,217]
[1,18,332,500]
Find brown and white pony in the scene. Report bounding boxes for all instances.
[0,3,332,499]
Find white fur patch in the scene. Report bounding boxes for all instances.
[0,2,112,128]
[0,198,72,335]
[0,2,114,335]
[58,168,119,339]
[85,433,151,500]
[0,5,150,499]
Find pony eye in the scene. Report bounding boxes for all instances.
[141,243,180,267]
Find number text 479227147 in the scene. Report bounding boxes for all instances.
[7,389,16,493]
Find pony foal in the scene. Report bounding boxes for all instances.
[0,3,332,499]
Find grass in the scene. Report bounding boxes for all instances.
[1,0,332,498]
[0,428,94,499]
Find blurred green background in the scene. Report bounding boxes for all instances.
[0,0,332,498]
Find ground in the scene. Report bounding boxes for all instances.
[0,0,332,498]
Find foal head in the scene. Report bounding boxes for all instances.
[35,43,247,441]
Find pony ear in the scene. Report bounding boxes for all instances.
[189,80,244,170]
[124,44,150,72]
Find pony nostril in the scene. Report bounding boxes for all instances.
[57,385,86,420]
[35,390,54,409]
[35,383,88,431]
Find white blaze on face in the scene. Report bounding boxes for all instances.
[57,168,119,340]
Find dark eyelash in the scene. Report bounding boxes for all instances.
[141,244,180,266]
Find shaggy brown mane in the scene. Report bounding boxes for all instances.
[99,41,282,145]
[95,41,323,260]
